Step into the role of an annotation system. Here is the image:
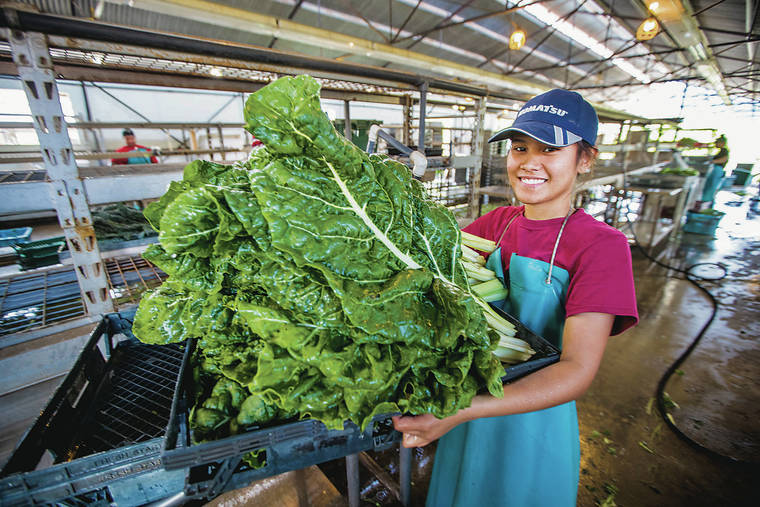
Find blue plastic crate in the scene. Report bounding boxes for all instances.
[0,227,32,248]
[682,210,725,236]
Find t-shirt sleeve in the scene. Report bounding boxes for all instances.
[565,229,638,335]
[462,208,501,240]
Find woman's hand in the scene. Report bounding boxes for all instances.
[392,413,462,448]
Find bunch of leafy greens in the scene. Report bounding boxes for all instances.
[134,75,504,435]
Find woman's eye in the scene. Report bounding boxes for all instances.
[543,146,559,153]
[512,146,526,152]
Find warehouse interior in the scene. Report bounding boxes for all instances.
[0,1,758,506]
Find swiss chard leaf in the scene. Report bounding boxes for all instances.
[134,75,504,435]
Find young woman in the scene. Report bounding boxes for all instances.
[393,89,638,506]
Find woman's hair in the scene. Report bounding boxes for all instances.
[574,141,599,195]
[576,140,598,167]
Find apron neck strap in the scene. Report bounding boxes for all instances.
[546,208,575,284]
[495,210,522,246]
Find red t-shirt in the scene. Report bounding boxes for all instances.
[111,144,158,165]
[464,206,638,335]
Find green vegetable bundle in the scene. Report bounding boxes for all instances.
[134,75,504,432]
[92,203,156,241]
[660,167,699,177]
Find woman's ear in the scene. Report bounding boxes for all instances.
[578,146,598,174]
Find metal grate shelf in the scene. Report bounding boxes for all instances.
[0,254,166,336]
[105,255,166,307]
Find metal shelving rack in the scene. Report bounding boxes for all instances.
[0,254,167,336]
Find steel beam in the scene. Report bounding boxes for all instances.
[6,29,113,315]
[0,6,537,99]
[417,81,427,152]
[0,167,185,216]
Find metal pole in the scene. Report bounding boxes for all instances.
[399,445,412,506]
[652,123,664,165]
[418,81,428,152]
[80,81,105,166]
[468,96,487,219]
[8,29,113,315]
[216,124,226,161]
[205,127,213,160]
[403,95,412,146]
[346,453,360,507]
[343,100,352,143]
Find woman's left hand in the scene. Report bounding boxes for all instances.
[392,413,461,448]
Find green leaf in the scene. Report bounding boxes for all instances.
[134,74,504,435]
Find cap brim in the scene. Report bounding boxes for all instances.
[487,120,581,147]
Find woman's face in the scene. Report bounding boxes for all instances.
[507,135,592,218]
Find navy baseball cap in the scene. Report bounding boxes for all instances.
[488,89,598,147]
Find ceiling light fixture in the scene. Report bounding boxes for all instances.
[636,17,660,41]
[644,0,683,22]
[509,28,526,50]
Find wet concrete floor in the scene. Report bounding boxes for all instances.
[321,187,760,506]
[576,188,760,507]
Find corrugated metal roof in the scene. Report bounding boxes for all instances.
[3,0,757,110]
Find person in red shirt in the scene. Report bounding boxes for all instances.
[111,128,158,165]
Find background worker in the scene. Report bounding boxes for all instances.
[111,128,158,165]
[393,89,638,506]
[699,134,729,205]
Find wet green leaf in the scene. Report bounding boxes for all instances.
[134,75,503,432]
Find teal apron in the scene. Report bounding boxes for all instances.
[426,210,579,507]
[701,163,725,203]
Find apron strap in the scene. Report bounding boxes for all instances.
[546,208,575,285]
[495,210,522,246]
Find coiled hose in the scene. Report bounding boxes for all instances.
[622,205,758,464]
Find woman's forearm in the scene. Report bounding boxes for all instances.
[454,357,593,424]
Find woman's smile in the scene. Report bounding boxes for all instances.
[518,176,548,186]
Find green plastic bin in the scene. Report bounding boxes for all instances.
[682,210,725,236]
[12,236,67,270]
[0,227,32,248]
[332,119,382,150]
[732,167,753,187]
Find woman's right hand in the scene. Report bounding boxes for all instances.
[392,412,462,448]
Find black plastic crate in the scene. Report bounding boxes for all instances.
[0,309,186,506]
[162,339,400,500]
[493,304,561,382]
[162,306,559,500]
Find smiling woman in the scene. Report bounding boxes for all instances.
[392,88,637,507]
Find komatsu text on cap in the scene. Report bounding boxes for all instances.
[488,89,598,147]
